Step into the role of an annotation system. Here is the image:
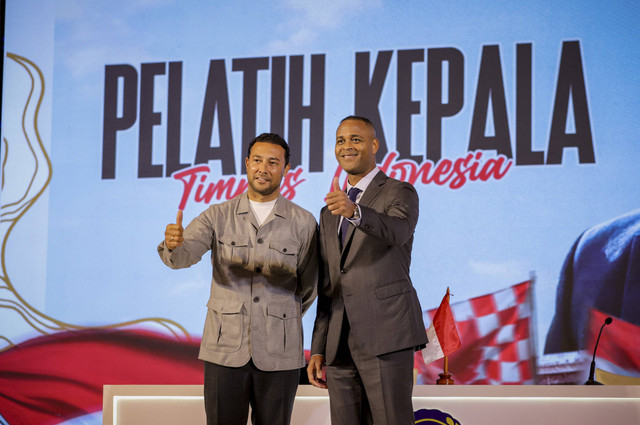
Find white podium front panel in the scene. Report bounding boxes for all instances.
[103,385,640,425]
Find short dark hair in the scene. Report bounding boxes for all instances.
[247,133,290,166]
[340,115,376,136]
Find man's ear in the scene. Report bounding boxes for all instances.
[372,137,380,154]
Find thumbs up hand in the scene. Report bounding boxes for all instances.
[165,210,184,250]
[325,177,356,218]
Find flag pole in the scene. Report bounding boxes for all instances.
[437,355,454,384]
[527,272,539,384]
[423,286,459,384]
[436,287,454,385]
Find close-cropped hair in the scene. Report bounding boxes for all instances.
[247,133,290,166]
[340,115,376,136]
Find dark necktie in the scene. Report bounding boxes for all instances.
[340,187,362,247]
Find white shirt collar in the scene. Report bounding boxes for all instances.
[347,167,380,196]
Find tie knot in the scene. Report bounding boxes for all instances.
[347,187,361,202]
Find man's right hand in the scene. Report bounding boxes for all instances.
[307,354,327,389]
[165,210,184,250]
[325,177,356,218]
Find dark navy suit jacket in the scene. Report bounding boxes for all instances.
[545,209,640,353]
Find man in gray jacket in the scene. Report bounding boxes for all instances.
[158,133,318,425]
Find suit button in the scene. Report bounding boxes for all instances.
[283,313,287,318]
[255,266,262,273]
[253,297,260,303]
[340,269,346,274]
[257,238,263,244]
[231,241,236,246]
[283,248,287,252]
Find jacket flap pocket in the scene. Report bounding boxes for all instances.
[218,235,250,247]
[375,279,411,300]
[266,303,299,319]
[207,298,243,313]
[269,240,298,255]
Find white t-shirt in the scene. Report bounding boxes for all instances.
[249,198,277,226]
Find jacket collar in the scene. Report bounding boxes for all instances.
[237,192,287,229]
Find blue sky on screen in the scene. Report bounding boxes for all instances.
[2,0,639,353]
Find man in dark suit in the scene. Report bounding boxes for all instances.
[545,208,640,354]
[307,116,428,425]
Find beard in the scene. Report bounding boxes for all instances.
[248,176,279,197]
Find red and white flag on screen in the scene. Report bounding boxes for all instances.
[588,309,640,377]
[422,287,461,364]
[414,280,536,384]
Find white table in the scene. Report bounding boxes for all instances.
[103,384,640,425]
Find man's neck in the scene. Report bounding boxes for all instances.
[348,166,378,187]
[247,190,280,202]
[347,176,362,186]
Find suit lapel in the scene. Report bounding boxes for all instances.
[358,171,386,208]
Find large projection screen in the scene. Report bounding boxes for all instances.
[2,1,639,424]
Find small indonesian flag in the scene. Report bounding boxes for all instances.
[422,287,462,364]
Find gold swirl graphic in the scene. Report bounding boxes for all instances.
[0,53,190,351]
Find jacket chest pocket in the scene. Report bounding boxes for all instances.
[265,303,300,357]
[206,298,244,353]
[268,240,298,275]
[217,235,250,268]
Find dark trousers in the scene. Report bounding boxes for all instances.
[326,314,416,425]
[203,359,299,425]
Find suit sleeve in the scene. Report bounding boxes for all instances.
[356,181,419,246]
[310,209,332,356]
[297,215,319,316]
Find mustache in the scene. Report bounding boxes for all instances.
[339,150,357,156]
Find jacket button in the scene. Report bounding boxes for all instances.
[231,241,236,246]
[255,266,262,273]
[257,238,263,244]
[283,248,287,252]
[253,297,260,303]
[283,313,287,318]
[340,269,346,274]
